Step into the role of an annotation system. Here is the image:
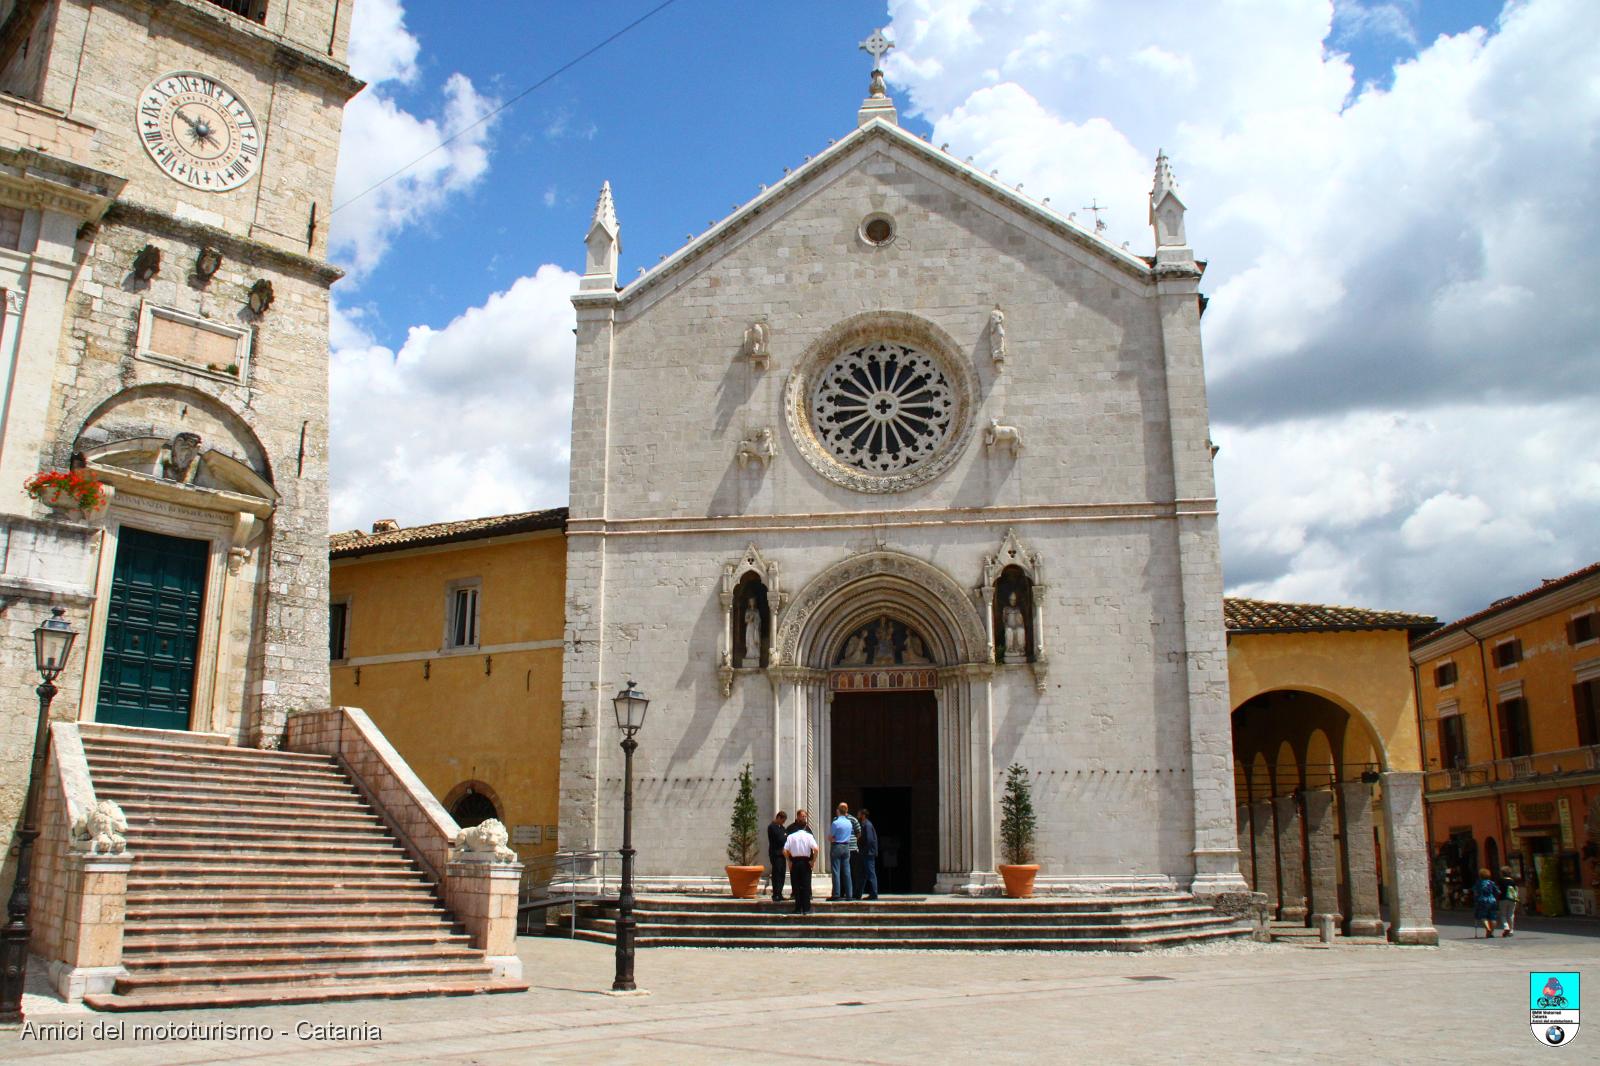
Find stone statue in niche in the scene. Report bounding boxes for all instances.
[990,305,1007,367]
[740,601,762,668]
[902,631,930,665]
[1001,592,1029,664]
[871,618,896,665]
[840,631,869,665]
[743,320,770,369]
[161,431,203,483]
[736,427,775,469]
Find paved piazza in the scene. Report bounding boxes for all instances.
[2,914,1594,1064]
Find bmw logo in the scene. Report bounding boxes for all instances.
[1546,1025,1565,1045]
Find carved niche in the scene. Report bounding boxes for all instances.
[719,544,781,697]
[978,528,1048,692]
[834,616,936,668]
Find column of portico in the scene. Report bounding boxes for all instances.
[1273,795,1308,923]
[1235,803,1254,888]
[1249,800,1278,908]
[1380,772,1439,945]
[1302,788,1341,931]
[1337,781,1384,936]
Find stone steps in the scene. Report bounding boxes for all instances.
[77,728,527,1009]
[561,895,1250,952]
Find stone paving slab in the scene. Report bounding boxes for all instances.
[3,914,1596,1063]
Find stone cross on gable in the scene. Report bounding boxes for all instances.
[859,28,894,70]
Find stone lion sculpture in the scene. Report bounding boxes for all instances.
[455,817,517,863]
[71,799,128,855]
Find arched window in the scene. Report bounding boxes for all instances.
[450,787,499,829]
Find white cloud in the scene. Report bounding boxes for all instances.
[329,3,498,280]
[329,266,580,531]
[888,0,1600,619]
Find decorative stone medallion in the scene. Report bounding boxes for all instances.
[785,311,976,493]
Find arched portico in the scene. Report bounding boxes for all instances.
[770,550,995,891]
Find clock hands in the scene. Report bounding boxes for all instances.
[175,107,221,150]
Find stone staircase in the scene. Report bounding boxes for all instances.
[78,726,527,1010]
[563,894,1251,951]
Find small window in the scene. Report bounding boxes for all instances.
[1434,661,1458,688]
[1576,680,1600,747]
[860,213,895,246]
[1570,612,1597,646]
[1492,640,1522,669]
[446,581,480,649]
[0,207,24,251]
[329,601,349,661]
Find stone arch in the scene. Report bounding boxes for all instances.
[1231,684,1393,773]
[1304,728,1335,789]
[1274,739,1300,797]
[70,382,272,480]
[773,549,988,668]
[443,779,504,829]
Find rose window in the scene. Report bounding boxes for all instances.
[810,342,955,474]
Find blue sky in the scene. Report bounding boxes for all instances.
[327,0,1598,621]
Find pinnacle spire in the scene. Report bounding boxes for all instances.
[1149,150,1192,266]
[591,180,618,236]
[581,180,620,290]
[1150,150,1181,209]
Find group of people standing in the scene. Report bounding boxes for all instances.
[1471,866,1522,938]
[767,803,880,915]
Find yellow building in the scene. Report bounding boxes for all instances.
[328,509,568,865]
[1410,561,1600,917]
[1225,599,1439,938]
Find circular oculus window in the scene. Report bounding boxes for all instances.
[811,342,953,474]
[860,214,895,246]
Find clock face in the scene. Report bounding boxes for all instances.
[137,71,262,192]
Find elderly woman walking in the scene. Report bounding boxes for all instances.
[1472,867,1501,938]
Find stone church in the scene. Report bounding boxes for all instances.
[559,57,1246,898]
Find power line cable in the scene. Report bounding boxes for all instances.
[330,0,683,215]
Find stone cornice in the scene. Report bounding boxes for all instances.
[1411,570,1600,662]
[137,0,365,101]
[0,146,123,219]
[105,201,343,285]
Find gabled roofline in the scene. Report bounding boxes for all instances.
[596,119,1175,309]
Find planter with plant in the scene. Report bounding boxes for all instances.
[997,762,1040,897]
[24,469,107,515]
[725,762,764,898]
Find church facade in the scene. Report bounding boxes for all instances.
[559,70,1245,897]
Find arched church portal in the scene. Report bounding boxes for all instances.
[771,551,995,892]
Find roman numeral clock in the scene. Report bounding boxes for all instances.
[137,71,262,191]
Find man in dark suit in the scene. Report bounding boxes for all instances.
[767,810,789,902]
[858,808,880,900]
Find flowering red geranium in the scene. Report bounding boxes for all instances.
[24,469,106,511]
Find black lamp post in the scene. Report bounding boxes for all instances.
[0,608,78,1023]
[610,680,649,992]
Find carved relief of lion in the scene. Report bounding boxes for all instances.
[71,799,129,855]
[455,817,518,863]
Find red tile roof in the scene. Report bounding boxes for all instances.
[330,508,567,559]
[1223,597,1436,634]
[1414,560,1600,645]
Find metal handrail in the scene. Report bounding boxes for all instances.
[518,849,619,937]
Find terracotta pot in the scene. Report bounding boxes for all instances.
[725,864,764,899]
[998,863,1040,898]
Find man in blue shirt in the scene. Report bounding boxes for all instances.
[828,803,854,901]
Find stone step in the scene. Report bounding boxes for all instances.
[79,729,334,765]
[576,917,1240,939]
[570,928,1250,951]
[132,846,417,867]
[83,754,349,788]
[123,824,394,846]
[117,809,385,832]
[98,788,374,817]
[91,774,362,804]
[110,959,501,995]
[122,944,485,972]
[126,892,443,914]
[83,975,529,1012]
[126,916,460,937]
[629,894,1199,913]
[611,905,1218,926]
[123,930,469,954]
[128,875,431,895]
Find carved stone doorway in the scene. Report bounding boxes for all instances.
[830,689,939,894]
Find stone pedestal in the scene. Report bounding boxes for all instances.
[44,853,132,1001]
[445,860,524,980]
[1273,795,1308,923]
[1235,803,1254,888]
[1302,788,1341,930]
[1379,772,1439,945]
[1248,800,1278,909]
[1337,781,1384,936]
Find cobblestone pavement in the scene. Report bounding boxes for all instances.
[3,918,1596,1064]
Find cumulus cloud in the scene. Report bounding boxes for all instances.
[887,0,1600,618]
[329,2,498,279]
[328,267,579,532]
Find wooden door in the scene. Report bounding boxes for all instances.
[97,527,209,731]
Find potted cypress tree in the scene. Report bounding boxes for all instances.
[997,762,1040,897]
[725,763,764,898]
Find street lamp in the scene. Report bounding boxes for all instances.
[610,680,648,992]
[0,608,78,1022]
